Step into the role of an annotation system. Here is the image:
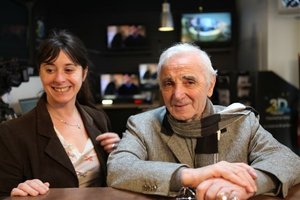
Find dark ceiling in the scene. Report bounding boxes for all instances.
[5,0,236,19]
[33,0,236,13]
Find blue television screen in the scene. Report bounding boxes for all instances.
[181,12,232,47]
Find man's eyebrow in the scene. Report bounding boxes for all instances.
[182,75,197,80]
[162,77,173,82]
[161,76,173,81]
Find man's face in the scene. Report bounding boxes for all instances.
[159,52,215,121]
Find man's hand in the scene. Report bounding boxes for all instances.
[196,177,255,200]
[180,161,257,194]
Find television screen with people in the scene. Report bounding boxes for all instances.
[181,12,232,48]
[138,63,158,89]
[106,25,148,50]
[100,73,141,98]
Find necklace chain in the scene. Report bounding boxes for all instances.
[58,118,81,129]
[49,110,81,129]
[48,105,82,130]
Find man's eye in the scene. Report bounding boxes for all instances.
[187,80,195,85]
[183,80,196,87]
[163,81,173,87]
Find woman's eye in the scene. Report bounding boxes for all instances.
[45,68,54,73]
[65,68,73,72]
[65,67,76,73]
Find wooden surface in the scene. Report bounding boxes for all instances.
[3,184,300,200]
[4,187,170,200]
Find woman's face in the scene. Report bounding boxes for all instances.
[39,50,87,107]
[159,52,215,121]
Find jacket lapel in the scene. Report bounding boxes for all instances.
[35,97,77,176]
[161,114,194,167]
[165,135,194,167]
[43,136,76,175]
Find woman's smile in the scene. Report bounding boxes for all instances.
[52,86,71,93]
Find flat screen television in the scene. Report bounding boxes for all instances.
[106,24,148,50]
[138,63,158,89]
[181,12,232,48]
[100,73,154,104]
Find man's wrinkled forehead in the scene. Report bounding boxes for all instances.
[160,64,201,79]
[162,64,201,69]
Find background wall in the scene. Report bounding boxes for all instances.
[237,0,300,88]
[267,0,300,88]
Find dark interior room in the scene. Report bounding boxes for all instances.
[1,0,299,153]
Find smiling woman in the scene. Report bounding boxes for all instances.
[0,29,120,198]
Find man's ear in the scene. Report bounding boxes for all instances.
[207,75,216,98]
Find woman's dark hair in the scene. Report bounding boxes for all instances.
[36,29,96,107]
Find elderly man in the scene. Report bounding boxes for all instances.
[107,43,300,200]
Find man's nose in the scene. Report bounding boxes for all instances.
[173,84,185,99]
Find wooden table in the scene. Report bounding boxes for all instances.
[249,183,300,200]
[3,184,300,200]
[4,187,169,200]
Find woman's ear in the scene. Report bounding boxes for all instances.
[207,75,216,98]
[83,67,88,81]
